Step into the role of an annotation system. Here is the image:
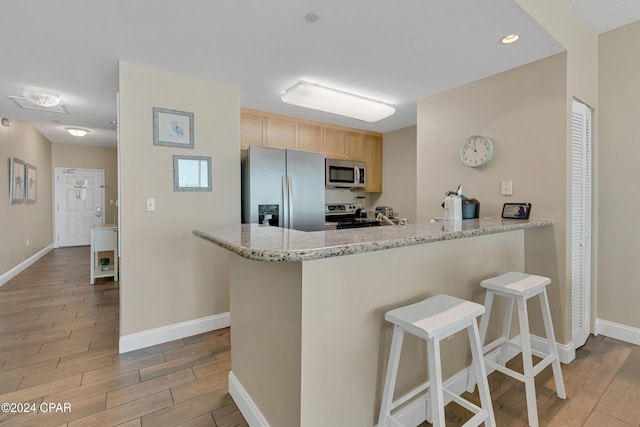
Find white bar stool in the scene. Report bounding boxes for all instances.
[379,294,495,427]
[466,272,566,427]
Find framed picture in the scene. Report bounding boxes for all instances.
[173,155,212,192]
[502,202,531,219]
[153,107,194,148]
[9,157,25,204]
[25,163,37,203]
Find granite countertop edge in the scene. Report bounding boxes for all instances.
[193,218,553,262]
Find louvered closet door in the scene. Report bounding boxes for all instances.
[571,100,592,348]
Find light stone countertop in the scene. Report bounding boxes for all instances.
[193,217,553,262]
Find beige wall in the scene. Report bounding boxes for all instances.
[416,53,569,341]
[0,119,53,278]
[371,125,417,222]
[51,143,118,224]
[516,0,599,341]
[118,62,240,336]
[597,22,640,329]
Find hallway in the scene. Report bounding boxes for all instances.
[0,247,245,426]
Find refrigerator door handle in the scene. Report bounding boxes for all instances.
[287,175,294,229]
[282,175,289,228]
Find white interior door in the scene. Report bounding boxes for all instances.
[55,168,105,247]
[571,100,593,349]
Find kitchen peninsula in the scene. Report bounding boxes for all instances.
[193,218,556,427]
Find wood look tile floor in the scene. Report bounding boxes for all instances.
[0,247,246,427]
[2,247,640,426]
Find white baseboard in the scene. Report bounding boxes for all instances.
[529,334,575,364]
[229,371,271,427]
[0,244,53,287]
[119,312,230,354]
[594,319,640,345]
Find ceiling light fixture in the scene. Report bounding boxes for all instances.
[281,81,395,122]
[22,87,61,107]
[501,34,520,44]
[66,128,89,137]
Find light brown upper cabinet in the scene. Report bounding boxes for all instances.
[240,113,266,150]
[266,117,297,150]
[298,123,324,153]
[323,128,346,159]
[345,132,365,161]
[240,108,383,192]
[362,135,383,192]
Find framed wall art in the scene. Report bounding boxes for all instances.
[9,157,25,204]
[173,155,212,192]
[153,107,194,148]
[25,163,37,203]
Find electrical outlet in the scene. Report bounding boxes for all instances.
[501,180,513,196]
[146,198,156,211]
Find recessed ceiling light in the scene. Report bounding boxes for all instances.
[305,12,320,23]
[501,34,520,44]
[66,128,90,137]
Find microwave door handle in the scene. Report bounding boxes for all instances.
[287,175,294,229]
[354,166,359,185]
[282,175,289,228]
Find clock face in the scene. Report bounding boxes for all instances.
[460,135,493,167]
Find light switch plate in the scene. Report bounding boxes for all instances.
[501,180,513,196]
[146,198,156,211]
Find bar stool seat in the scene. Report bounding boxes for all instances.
[379,294,496,427]
[467,272,566,427]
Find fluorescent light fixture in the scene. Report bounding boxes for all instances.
[66,127,89,137]
[23,87,61,107]
[281,81,395,122]
[501,34,520,44]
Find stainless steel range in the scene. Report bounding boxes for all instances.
[325,203,381,229]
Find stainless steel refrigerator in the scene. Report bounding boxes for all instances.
[241,145,326,232]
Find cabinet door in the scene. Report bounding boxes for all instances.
[345,132,364,161]
[363,135,383,192]
[266,117,297,150]
[298,123,323,153]
[241,113,266,150]
[323,128,345,159]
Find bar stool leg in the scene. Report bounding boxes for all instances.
[498,297,514,365]
[539,291,567,399]
[466,291,494,393]
[516,297,539,427]
[378,325,405,427]
[467,320,496,427]
[427,337,445,427]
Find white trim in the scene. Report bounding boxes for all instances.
[0,244,53,287]
[529,334,575,364]
[594,319,640,345]
[118,312,230,354]
[229,371,271,427]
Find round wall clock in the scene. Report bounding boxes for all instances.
[460,135,494,167]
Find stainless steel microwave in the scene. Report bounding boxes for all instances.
[325,158,366,188]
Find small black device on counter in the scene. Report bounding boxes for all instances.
[501,203,531,219]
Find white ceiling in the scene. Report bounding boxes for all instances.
[0,1,637,148]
